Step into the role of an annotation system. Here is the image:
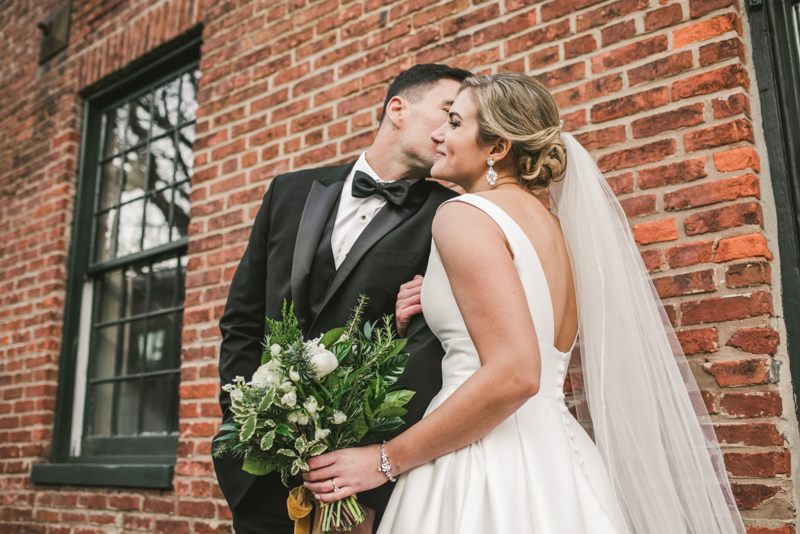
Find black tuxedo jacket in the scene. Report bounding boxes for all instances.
[213,160,457,527]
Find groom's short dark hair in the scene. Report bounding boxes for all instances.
[380,64,473,123]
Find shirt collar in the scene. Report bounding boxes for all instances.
[352,152,420,185]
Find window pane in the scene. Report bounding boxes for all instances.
[152,78,180,138]
[99,156,122,209]
[117,199,144,257]
[122,146,148,202]
[142,375,173,433]
[115,380,139,435]
[95,208,117,262]
[177,256,187,307]
[145,315,172,372]
[97,269,122,323]
[179,69,200,123]
[143,193,171,250]
[92,383,114,436]
[127,92,153,148]
[124,266,148,318]
[92,325,118,380]
[172,183,190,241]
[149,135,175,191]
[121,319,145,376]
[102,104,128,158]
[151,258,178,311]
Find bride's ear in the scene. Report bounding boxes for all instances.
[488,138,512,164]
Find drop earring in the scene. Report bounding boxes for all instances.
[486,158,497,186]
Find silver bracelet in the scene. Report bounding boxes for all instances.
[377,441,397,482]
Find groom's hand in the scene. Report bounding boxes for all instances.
[395,275,424,337]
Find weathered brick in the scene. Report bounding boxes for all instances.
[676,327,718,355]
[704,358,769,387]
[631,103,704,138]
[576,0,648,32]
[699,37,746,66]
[529,46,560,70]
[664,174,760,211]
[443,3,501,36]
[653,269,716,298]
[712,93,751,119]
[553,73,623,107]
[666,240,715,267]
[505,20,571,56]
[619,194,657,217]
[731,483,781,509]
[628,50,694,86]
[690,0,739,19]
[638,157,708,189]
[685,202,763,236]
[673,63,750,100]
[592,35,668,73]
[573,125,626,151]
[713,147,760,173]
[727,328,780,355]
[714,423,784,446]
[564,35,596,59]
[534,62,586,89]
[596,139,676,172]
[673,13,742,49]
[724,451,790,477]
[631,218,679,245]
[644,3,683,31]
[681,292,773,325]
[726,261,771,288]
[684,118,754,152]
[591,87,669,123]
[641,248,663,271]
[601,20,637,47]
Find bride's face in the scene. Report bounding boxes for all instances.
[430,90,490,189]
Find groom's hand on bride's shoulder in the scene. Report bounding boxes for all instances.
[396,275,424,337]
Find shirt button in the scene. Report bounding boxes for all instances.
[361,215,366,220]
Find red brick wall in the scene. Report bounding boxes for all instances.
[1,0,795,532]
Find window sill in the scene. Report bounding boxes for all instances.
[31,463,174,489]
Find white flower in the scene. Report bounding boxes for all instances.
[306,342,339,378]
[338,334,348,343]
[251,364,273,388]
[315,427,331,440]
[289,368,300,382]
[331,411,347,425]
[281,390,297,407]
[280,381,294,393]
[230,389,244,403]
[270,344,282,356]
[297,412,309,425]
[221,383,234,392]
[234,376,245,385]
[303,397,319,414]
[287,411,300,423]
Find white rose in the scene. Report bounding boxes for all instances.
[315,427,331,440]
[281,390,297,407]
[230,389,244,403]
[308,344,339,378]
[251,364,273,388]
[270,344,282,356]
[280,381,294,393]
[289,368,300,382]
[303,397,319,414]
[297,412,309,425]
[331,411,347,425]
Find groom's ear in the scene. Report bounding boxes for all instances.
[489,138,512,162]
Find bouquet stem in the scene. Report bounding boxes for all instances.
[321,496,365,533]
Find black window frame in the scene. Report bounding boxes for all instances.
[746,0,800,422]
[32,36,201,489]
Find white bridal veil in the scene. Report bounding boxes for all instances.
[548,133,746,534]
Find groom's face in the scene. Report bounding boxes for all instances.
[399,79,463,174]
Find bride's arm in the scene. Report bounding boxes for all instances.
[303,201,543,500]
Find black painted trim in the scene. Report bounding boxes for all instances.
[31,463,174,489]
[747,0,800,418]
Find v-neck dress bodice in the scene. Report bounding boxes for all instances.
[377,194,627,534]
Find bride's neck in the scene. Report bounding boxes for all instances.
[463,176,520,194]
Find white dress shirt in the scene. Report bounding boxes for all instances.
[330,153,417,269]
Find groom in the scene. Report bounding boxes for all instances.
[213,64,471,534]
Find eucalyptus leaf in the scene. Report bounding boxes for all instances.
[363,320,373,341]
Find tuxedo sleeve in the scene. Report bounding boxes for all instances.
[218,183,275,423]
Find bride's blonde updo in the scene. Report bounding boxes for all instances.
[461,72,567,191]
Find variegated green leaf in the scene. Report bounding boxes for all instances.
[260,430,276,451]
[294,458,309,472]
[277,448,297,457]
[239,415,257,441]
[295,435,307,454]
[308,443,327,456]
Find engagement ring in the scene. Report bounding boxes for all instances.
[332,479,340,493]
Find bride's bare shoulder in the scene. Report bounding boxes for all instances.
[432,198,506,252]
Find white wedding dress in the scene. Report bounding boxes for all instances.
[378,194,627,534]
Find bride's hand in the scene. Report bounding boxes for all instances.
[396,275,423,337]
[302,444,387,503]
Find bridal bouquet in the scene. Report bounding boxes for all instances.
[214,297,414,533]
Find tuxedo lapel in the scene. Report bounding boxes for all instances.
[291,179,345,334]
[308,182,429,334]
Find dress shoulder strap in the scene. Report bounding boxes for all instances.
[442,194,556,345]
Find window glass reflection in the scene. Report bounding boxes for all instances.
[152,78,180,138]
[127,92,152,149]
[102,104,128,158]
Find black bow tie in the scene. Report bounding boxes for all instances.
[351,170,410,207]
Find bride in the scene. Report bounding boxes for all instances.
[302,72,746,534]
